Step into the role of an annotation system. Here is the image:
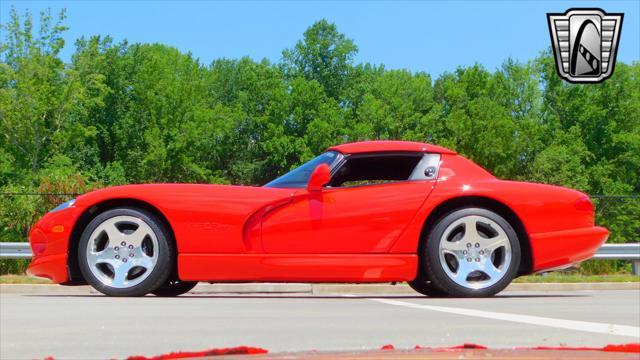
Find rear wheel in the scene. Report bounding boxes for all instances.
[78,207,174,296]
[419,208,520,297]
[152,279,198,297]
[407,278,447,297]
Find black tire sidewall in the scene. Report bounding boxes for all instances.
[78,207,174,297]
[151,280,198,297]
[407,279,447,297]
[424,207,521,297]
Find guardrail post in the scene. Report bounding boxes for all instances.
[591,243,640,276]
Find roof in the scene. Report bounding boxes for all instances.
[328,140,457,155]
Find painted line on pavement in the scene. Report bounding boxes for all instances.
[369,298,640,338]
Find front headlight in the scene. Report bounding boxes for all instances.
[50,199,76,213]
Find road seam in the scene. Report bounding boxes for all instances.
[368,298,640,338]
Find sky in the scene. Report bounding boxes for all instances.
[1,1,638,76]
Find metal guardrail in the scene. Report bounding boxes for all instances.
[0,242,32,259]
[593,243,640,275]
[592,243,640,260]
[1,242,639,274]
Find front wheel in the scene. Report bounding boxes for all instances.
[78,207,174,296]
[420,208,521,297]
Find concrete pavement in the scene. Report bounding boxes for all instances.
[1,289,639,359]
[1,281,639,295]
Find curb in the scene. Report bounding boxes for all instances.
[0,284,91,294]
[311,282,640,294]
[1,281,638,295]
[191,283,312,294]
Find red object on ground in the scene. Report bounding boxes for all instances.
[520,343,640,353]
[519,346,600,351]
[55,343,640,360]
[604,343,640,353]
[412,343,640,354]
[414,343,488,352]
[126,346,267,360]
[453,343,488,350]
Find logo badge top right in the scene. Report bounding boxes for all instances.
[547,8,624,83]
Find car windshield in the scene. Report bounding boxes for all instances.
[264,151,341,188]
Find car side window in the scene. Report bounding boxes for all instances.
[329,153,425,187]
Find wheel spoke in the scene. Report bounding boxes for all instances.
[111,262,132,287]
[461,218,481,243]
[125,225,148,246]
[453,260,475,281]
[441,240,467,252]
[131,257,153,270]
[90,248,116,264]
[481,235,509,252]
[480,259,502,280]
[103,223,122,247]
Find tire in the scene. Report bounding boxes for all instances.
[78,207,174,296]
[152,279,198,297]
[420,207,521,297]
[407,278,447,297]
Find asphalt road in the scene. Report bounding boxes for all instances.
[1,289,639,359]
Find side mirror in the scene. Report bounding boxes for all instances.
[307,164,330,192]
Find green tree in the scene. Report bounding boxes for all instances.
[282,19,358,100]
[0,8,104,181]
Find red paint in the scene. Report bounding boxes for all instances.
[126,346,267,360]
[516,343,640,353]
[414,343,488,352]
[416,343,639,353]
[261,181,434,254]
[178,254,416,282]
[603,343,640,353]
[574,196,595,212]
[307,163,330,192]
[27,140,608,285]
[456,344,488,349]
[46,343,640,359]
[26,254,67,283]
[329,140,457,155]
[518,345,604,351]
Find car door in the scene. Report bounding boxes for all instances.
[260,153,440,253]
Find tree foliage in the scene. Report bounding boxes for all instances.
[1,9,638,274]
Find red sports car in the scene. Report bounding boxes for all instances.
[27,141,608,297]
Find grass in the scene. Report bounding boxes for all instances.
[515,273,639,283]
[0,273,638,284]
[0,274,53,284]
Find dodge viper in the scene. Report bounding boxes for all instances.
[27,141,608,297]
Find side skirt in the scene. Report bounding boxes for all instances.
[178,254,418,282]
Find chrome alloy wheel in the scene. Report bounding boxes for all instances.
[85,215,159,288]
[438,215,512,290]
